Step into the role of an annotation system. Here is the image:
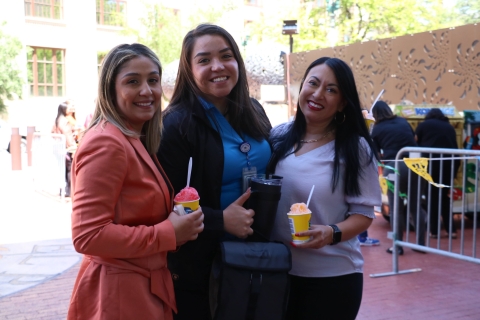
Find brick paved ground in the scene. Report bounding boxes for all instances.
[0,262,79,320]
[358,214,480,320]
[0,214,479,319]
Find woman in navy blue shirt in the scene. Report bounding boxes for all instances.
[372,101,426,254]
[415,108,459,239]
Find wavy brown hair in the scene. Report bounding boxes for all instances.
[87,43,163,154]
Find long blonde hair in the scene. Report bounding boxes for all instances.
[87,43,163,154]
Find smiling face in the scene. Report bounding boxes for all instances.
[114,55,162,134]
[190,34,239,109]
[299,63,345,127]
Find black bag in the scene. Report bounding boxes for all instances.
[210,241,292,320]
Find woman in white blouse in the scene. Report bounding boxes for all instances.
[268,57,381,320]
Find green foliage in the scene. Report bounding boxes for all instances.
[245,0,301,51]
[129,1,238,66]
[248,0,477,53]
[453,0,480,25]
[0,22,23,115]
[128,0,480,64]
[335,0,450,45]
[123,3,182,65]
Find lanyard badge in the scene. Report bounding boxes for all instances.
[240,141,257,192]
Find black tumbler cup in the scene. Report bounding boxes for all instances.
[245,175,283,242]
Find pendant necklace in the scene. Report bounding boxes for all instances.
[300,130,334,143]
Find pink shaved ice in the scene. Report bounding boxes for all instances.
[174,187,199,202]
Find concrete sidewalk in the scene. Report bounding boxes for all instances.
[0,150,80,302]
[0,239,81,298]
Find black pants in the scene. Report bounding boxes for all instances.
[287,273,363,320]
[173,288,211,320]
[425,157,459,235]
[65,152,72,197]
[384,161,426,245]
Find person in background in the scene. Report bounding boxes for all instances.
[415,108,460,239]
[357,229,380,246]
[65,99,76,126]
[371,100,426,255]
[52,102,76,197]
[157,24,272,320]
[268,57,381,320]
[64,99,81,142]
[67,43,204,320]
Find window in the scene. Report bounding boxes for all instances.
[96,0,127,26]
[24,0,63,19]
[27,47,65,97]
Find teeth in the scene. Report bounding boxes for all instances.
[309,101,323,109]
[212,77,227,82]
[136,102,152,106]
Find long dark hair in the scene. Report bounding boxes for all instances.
[166,23,270,140]
[269,57,379,196]
[372,100,396,123]
[55,102,68,127]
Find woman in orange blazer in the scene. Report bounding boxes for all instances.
[67,43,204,320]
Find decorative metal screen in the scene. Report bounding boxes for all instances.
[285,23,480,117]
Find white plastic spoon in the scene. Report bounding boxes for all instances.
[186,157,192,187]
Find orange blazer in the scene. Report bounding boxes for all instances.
[68,122,177,320]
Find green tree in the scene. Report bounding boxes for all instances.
[245,0,303,52]
[0,22,23,115]
[248,0,460,52]
[336,0,451,45]
[129,3,182,65]
[452,0,480,25]
[128,1,237,66]
[187,0,238,28]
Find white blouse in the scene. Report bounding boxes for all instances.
[270,124,382,277]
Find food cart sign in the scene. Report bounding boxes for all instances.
[414,107,455,116]
[399,106,416,117]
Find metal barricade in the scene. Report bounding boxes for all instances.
[31,133,66,199]
[371,147,480,278]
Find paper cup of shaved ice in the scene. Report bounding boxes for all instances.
[174,187,200,213]
[362,110,375,134]
[287,202,312,244]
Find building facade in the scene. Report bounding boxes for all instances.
[0,0,262,132]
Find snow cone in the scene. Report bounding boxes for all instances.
[287,202,312,244]
[174,187,200,213]
[362,109,375,134]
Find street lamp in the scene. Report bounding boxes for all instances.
[282,20,298,53]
